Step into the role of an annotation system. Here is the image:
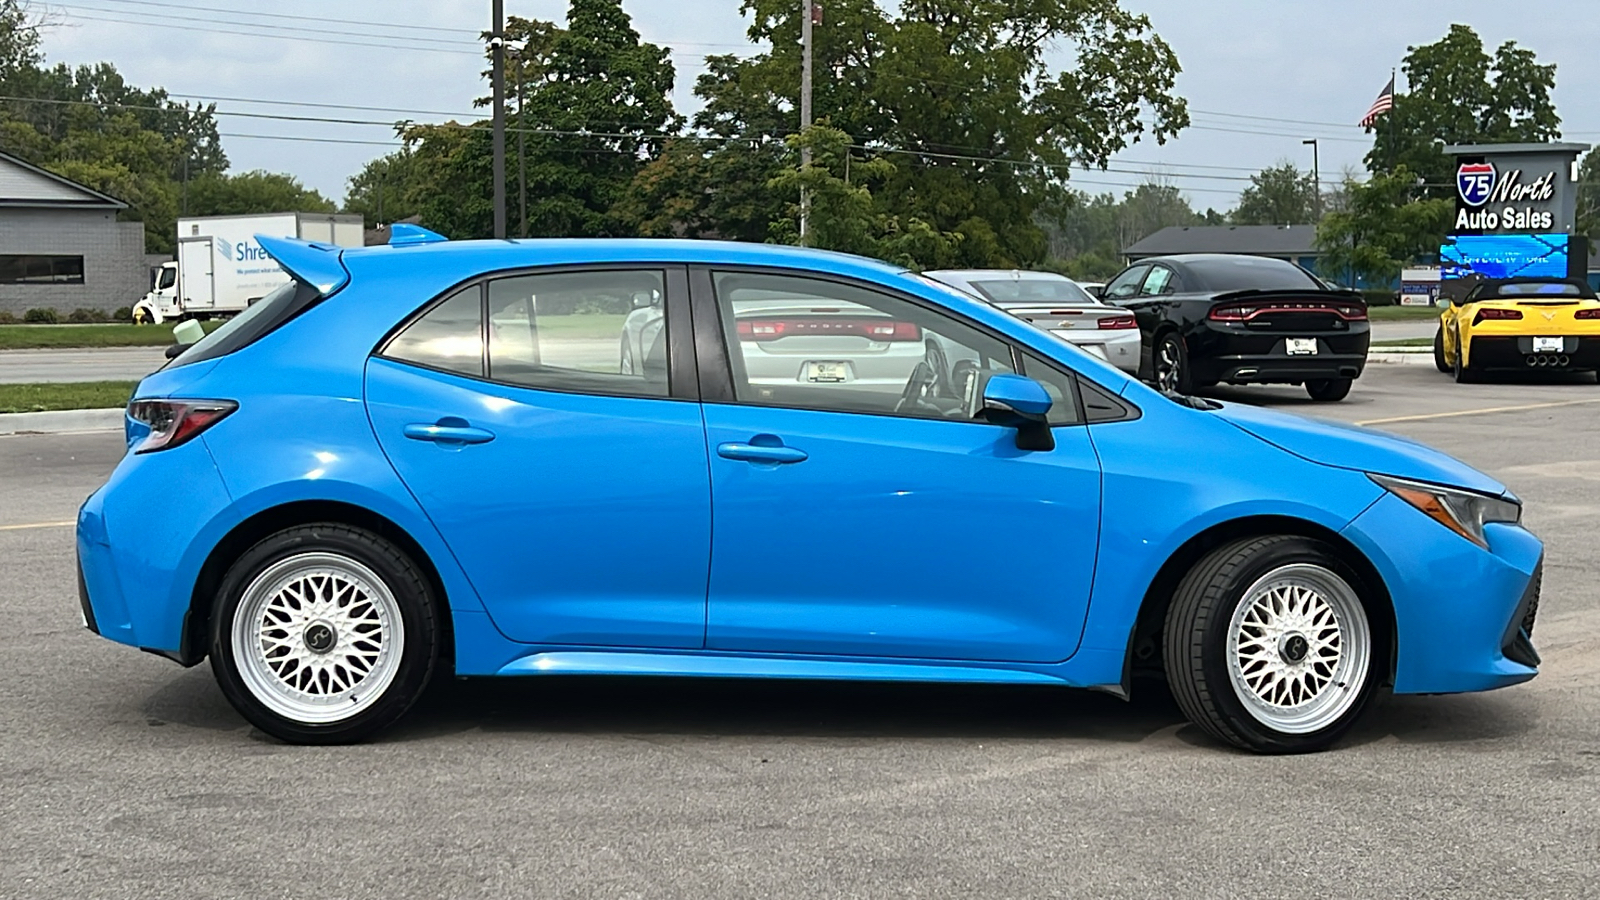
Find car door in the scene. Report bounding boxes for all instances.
[695,269,1103,664]
[365,266,712,649]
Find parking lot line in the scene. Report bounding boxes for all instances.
[1356,397,1600,427]
[0,520,75,531]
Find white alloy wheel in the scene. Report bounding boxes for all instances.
[1225,563,1371,735]
[231,552,406,725]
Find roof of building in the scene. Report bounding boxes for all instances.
[1443,142,1590,156]
[0,150,128,210]
[1123,224,1318,258]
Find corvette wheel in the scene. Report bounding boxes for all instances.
[1453,343,1479,384]
[211,524,438,744]
[1164,536,1381,754]
[1433,328,1450,373]
[1153,333,1193,394]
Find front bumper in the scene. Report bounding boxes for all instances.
[1465,335,1600,371]
[1342,492,1542,694]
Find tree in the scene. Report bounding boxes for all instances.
[342,147,420,225]
[185,170,336,217]
[1576,150,1600,243]
[615,0,1188,267]
[1232,162,1318,225]
[1314,167,1452,285]
[1367,24,1559,187]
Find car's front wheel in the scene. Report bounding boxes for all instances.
[210,524,439,744]
[1163,536,1382,753]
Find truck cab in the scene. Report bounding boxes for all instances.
[134,262,180,324]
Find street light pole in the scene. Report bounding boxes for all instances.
[491,0,507,240]
[1302,138,1321,222]
[799,1,813,244]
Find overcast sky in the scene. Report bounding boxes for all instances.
[34,0,1600,211]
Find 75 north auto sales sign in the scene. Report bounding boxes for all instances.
[1453,153,1570,235]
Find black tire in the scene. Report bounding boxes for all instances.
[1305,378,1352,401]
[1453,341,1479,384]
[209,524,440,744]
[1153,332,1194,394]
[1433,328,1450,373]
[1163,536,1384,754]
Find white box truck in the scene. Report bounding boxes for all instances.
[132,212,365,323]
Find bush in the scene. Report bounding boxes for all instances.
[23,308,58,324]
[112,306,132,322]
[0,311,15,324]
[68,308,109,323]
[1360,289,1398,307]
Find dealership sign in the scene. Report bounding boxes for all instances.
[1454,161,1559,231]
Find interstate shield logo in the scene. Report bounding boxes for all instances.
[1457,162,1496,208]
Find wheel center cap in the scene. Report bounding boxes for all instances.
[1280,632,1310,664]
[303,621,337,654]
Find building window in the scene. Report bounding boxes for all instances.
[0,255,86,285]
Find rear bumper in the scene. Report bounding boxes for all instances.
[1202,352,1367,385]
[1189,325,1369,385]
[1465,335,1600,371]
[1051,328,1140,373]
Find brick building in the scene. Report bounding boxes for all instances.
[0,150,151,316]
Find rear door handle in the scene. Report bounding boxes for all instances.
[404,420,496,445]
[716,441,808,464]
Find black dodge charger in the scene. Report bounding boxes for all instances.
[1101,254,1370,401]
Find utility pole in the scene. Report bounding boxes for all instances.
[1302,138,1321,222]
[517,49,528,238]
[491,0,507,239]
[799,1,814,244]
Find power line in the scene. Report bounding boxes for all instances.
[62,0,482,35]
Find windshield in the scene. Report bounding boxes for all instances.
[156,266,175,290]
[1186,257,1322,292]
[969,278,1097,306]
[168,279,320,368]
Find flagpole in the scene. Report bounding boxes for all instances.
[1388,67,1397,176]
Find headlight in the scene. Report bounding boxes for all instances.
[1369,474,1521,549]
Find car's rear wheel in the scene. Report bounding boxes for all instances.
[210,524,439,744]
[1305,378,1352,401]
[1153,333,1193,394]
[1453,344,1479,383]
[1433,328,1450,373]
[1164,536,1381,754]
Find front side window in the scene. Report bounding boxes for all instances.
[713,271,1013,421]
[1103,265,1150,302]
[487,270,669,398]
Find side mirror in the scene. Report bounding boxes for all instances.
[978,373,1055,451]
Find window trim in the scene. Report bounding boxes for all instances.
[373,263,698,403]
[692,264,1095,428]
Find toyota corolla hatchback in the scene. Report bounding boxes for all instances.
[77,229,1543,753]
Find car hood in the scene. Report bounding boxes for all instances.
[1213,402,1507,496]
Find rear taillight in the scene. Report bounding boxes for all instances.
[736,318,922,341]
[1210,302,1367,322]
[1474,308,1523,324]
[1208,305,1249,321]
[1097,315,1137,330]
[126,399,237,453]
[1576,309,1600,320]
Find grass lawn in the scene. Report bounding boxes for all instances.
[0,322,222,350]
[1368,305,1443,322]
[0,381,137,414]
[1372,337,1433,348]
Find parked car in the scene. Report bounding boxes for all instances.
[1433,277,1600,382]
[78,230,1541,753]
[923,270,1140,374]
[1103,254,1370,401]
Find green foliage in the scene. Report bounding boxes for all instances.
[67,307,109,323]
[23,307,56,323]
[185,170,336,217]
[1233,162,1318,226]
[1039,181,1208,278]
[1314,167,1452,285]
[1367,24,1559,186]
[1576,150,1600,242]
[0,380,137,413]
[342,148,420,225]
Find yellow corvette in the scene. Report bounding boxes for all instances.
[1434,278,1600,382]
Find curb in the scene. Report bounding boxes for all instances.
[1366,351,1433,366]
[0,408,123,436]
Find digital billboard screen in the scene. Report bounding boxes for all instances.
[1439,233,1572,280]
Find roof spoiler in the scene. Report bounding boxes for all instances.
[256,234,350,296]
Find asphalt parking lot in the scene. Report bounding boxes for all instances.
[3,364,1598,899]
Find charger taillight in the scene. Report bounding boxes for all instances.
[736,318,922,341]
[126,399,237,453]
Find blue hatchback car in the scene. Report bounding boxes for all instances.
[77,230,1543,752]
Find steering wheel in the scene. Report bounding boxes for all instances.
[894,361,940,414]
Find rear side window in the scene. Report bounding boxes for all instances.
[167,279,321,368]
[384,288,484,377]
[1185,257,1321,292]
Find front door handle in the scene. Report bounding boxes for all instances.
[404,419,496,446]
[717,441,808,464]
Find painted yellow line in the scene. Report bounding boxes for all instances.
[1356,397,1600,426]
[0,520,74,532]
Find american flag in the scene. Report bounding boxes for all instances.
[1360,75,1395,128]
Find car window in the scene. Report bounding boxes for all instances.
[1184,257,1321,291]
[382,287,485,377]
[1103,266,1150,302]
[486,270,670,398]
[968,278,1097,306]
[1140,266,1175,296]
[1018,351,1082,426]
[712,271,1014,422]
[170,278,322,370]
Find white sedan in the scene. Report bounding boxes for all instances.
[924,269,1141,374]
